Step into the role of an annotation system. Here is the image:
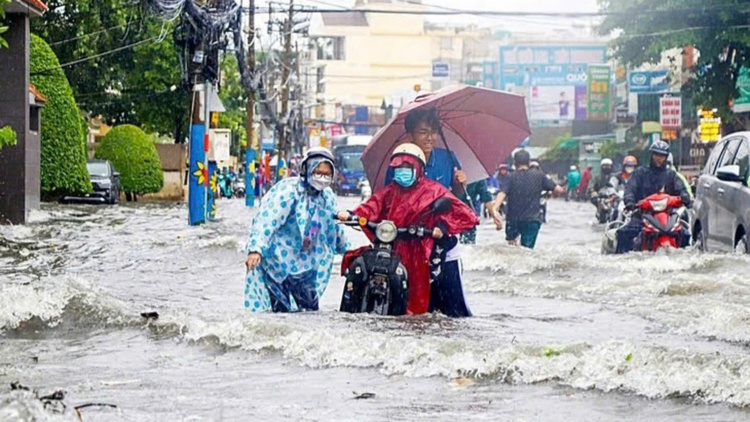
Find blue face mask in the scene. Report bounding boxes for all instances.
[394,168,416,187]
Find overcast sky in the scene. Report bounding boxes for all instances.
[271,0,603,33]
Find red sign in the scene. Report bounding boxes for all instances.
[660,97,682,129]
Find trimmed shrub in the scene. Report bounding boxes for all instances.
[95,124,163,195]
[30,34,91,197]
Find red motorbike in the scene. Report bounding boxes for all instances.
[636,193,685,251]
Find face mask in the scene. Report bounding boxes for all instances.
[625,166,635,175]
[310,174,332,191]
[394,168,416,187]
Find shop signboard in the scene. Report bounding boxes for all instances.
[587,65,611,121]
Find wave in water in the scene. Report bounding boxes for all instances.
[176,314,750,408]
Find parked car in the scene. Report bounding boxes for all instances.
[62,159,120,204]
[693,132,750,252]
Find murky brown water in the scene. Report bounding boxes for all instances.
[1,198,749,421]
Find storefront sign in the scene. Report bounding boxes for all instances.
[659,97,682,129]
[587,65,611,121]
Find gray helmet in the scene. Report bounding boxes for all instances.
[300,147,335,181]
[649,140,670,156]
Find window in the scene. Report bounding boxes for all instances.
[717,138,741,171]
[704,140,727,176]
[315,37,345,60]
[734,139,750,181]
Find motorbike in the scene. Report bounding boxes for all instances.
[233,177,246,198]
[339,197,452,316]
[358,178,372,202]
[218,173,235,199]
[601,192,689,254]
[635,193,688,251]
[594,186,622,224]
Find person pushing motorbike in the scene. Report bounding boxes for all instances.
[615,141,692,254]
[244,147,349,312]
[337,144,478,316]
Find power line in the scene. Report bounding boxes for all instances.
[48,23,130,46]
[249,4,749,18]
[31,35,163,75]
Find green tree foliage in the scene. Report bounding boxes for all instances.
[542,135,578,161]
[599,0,750,118]
[0,0,10,49]
[218,54,248,156]
[30,34,91,197]
[32,5,189,142]
[95,124,163,195]
[0,126,16,149]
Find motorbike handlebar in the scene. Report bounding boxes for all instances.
[344,214,434,238]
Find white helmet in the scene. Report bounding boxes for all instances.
[601,158,613,167]
[392,143,426,165]
[570,165,577,171]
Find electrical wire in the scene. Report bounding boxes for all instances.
[31,35,163,75]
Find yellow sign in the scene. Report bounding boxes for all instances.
[414,84,422,92]
[698,109,721,143]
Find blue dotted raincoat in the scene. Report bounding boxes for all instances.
[244,170,349,312]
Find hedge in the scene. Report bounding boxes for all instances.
[95,124,163,194]
[29,34,91,197]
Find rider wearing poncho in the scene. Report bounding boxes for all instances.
[340,143,478,315]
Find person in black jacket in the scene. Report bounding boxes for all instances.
[615,141,692,254]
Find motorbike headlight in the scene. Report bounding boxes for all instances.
[650,198,668,212]
[375,221,398,243]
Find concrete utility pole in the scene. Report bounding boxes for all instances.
[277,0,293,162]
[245,0,256,207]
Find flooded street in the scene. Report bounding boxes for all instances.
[2,198,750,421]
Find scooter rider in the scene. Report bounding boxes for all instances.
[615,141,692,254]
[591,158,614,194]
[337,143,478,316]
[610,155,638,191]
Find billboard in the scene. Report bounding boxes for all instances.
[496,45,607,121]
[587,65,611,121]
[629,70,670,94]
[529,85,576,121]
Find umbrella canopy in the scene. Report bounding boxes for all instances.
[363,84,531,191]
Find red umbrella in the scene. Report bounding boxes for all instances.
[363,84,530,191]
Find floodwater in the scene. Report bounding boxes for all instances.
[1,197,750,421]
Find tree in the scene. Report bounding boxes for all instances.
[94,124,163,199]
[599,0,750,118]
[0,0,10,48]
[218,54,248,154]
[31,4,189,142]
[542,134,578,161]
[30,34,91,198]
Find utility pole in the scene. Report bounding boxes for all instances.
[277,0,293,163]
[245,0,256,207]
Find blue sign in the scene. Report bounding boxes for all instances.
[629,70,670,93]
[432,62,450,78]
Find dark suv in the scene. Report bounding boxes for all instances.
[62,160,120,204]
[693,133,750,252]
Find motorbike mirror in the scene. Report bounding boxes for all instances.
[431,197,453,214]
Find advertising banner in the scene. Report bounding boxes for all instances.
[733,67,750,113]
[629,70,670,94]
[432,62,450,78]
[587,65,611,121]
[660,97,682,129]
[529,85,576,121]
